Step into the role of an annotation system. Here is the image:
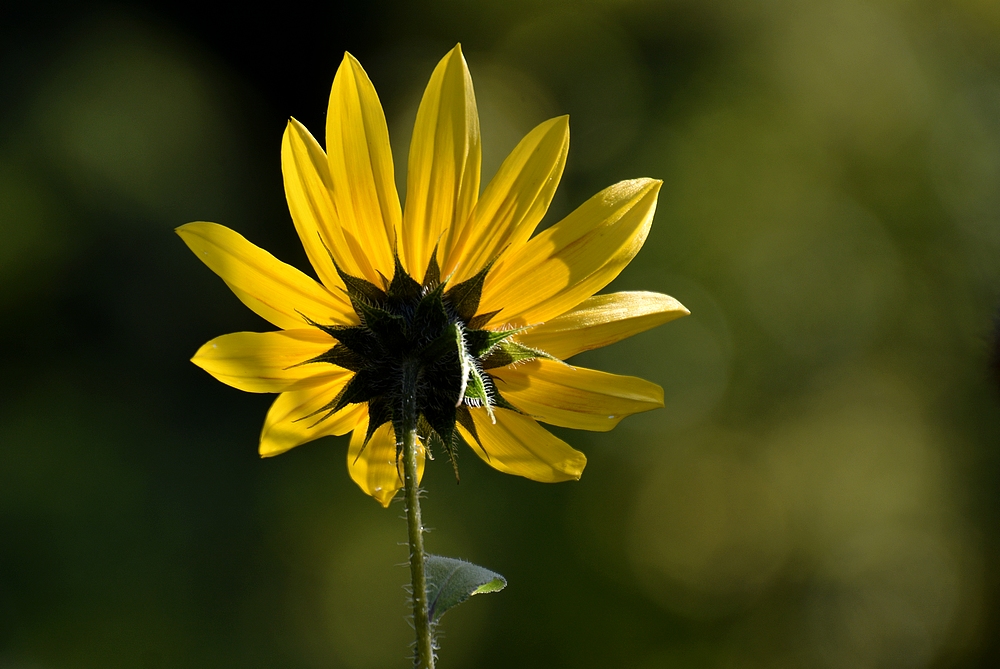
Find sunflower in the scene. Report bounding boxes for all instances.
[178,45,688,507]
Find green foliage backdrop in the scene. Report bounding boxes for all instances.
[2,1,999,667]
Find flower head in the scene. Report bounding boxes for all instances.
[178,45,688,506]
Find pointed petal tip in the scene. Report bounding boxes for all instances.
[652,382,666,408]
[538,114,570,135]
[336,51,366,80]
[442,43,468,67]
[176,220,218,235]
[666,293,691,317]
[175,221,202,235]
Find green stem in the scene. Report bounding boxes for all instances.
[401,362,434,668]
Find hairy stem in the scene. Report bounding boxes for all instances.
[401,362,434,668]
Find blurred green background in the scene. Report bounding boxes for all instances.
[3,0,1000,667]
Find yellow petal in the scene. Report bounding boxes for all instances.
[444,116,569,283]
[192,329,344,393]
[479,179,661,327]
[259,378,367,457]
[456,408,586,482]
[281,118,367,286]
[326,52,400,282]
[177,222,355,329]
[491,359,663,432]
[518,291,689,359]
[401,44,481,281]
[347,418,426,507]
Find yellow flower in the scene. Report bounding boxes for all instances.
[177,45,688,507]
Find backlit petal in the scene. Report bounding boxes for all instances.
[348,418,426,507]
[281,119,366,285]
[457,408,586,482]
[259,378,367,457]
[491,359,663,432]
[192,329,343,393]
[518,291,688,359]
[177,222,355,329]
[444,116,569,282]
[478,179,661,327]
[326,52,400,282]
[401,44,481,281]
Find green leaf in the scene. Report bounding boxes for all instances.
[425,555,506,623]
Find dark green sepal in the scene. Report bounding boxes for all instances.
[422,246,442,289]
[442,430,462,483]
[421,396,458,453]
[444,259,495,323]
[419,321,462,365]
[328,254,387,307]
[294,343,367,372]
[415,415,436,456]
[353,300,408,352]
[390,397,407,461]
[364,396,393,447]
[464,327,525,358]
[480,340,554,370]
[308,321,382,361]
[412,284,450,347]
[304,369,381,425]
[387,253,422,303]
[467,310,501,330]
